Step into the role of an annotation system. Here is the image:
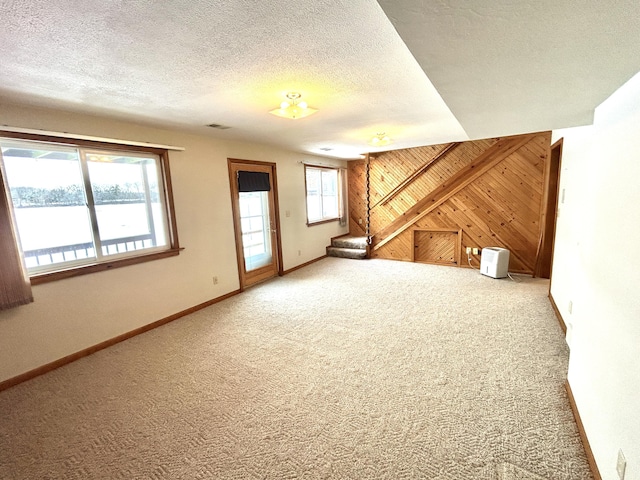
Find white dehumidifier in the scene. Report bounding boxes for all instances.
[480,247,510,279]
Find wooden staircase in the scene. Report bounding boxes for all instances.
[326,235,368,259]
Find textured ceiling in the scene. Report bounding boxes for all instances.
[0,1,638,159]
[378,0,640,140]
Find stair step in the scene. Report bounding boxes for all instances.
[331,236,368,249]
[327,246,367,259]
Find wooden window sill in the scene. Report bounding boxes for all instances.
[30,248,183,285]
[307,218,339,227]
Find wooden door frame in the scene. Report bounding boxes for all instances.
[227,158,284,291]
[535,137,563,279]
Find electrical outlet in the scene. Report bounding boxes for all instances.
[473,248,479,255]
[285,210,291,217]
[358,218,363,225]
[212,276,218,285]
[466,247,472,254]
[298,250,301,256]
[568,300,573,314]
[617,449,626,480]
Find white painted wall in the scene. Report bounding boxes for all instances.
[551,71,640,480]
[0,103,347,382]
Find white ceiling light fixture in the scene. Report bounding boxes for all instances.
[269,92,318,120]
[368,132,392,147]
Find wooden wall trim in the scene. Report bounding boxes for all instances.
[533,232,545,278]
[282,255,327,275]
[373,134,537,250]
[535,137,563,279]
[548,292,567,334]
[533,138,553,276]
[227,158,283,290]
[1,253,330,392]
[565,381,603,480]
[371,142,460,208]
[0,289,241,392]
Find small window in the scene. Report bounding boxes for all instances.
[0,136,179,281]
[305,165,340,225]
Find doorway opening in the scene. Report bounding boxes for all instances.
[535,138,563,279]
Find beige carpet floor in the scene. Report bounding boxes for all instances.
[0,258,592,479]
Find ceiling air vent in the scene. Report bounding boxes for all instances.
[319,147,333,151]
[206,123,231,130]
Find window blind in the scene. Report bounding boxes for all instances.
[238,171,270,192]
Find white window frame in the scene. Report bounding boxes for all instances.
[304,165,341,226]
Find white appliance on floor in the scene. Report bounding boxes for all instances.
[480,247,510,279]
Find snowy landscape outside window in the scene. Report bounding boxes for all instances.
[0,135,179,282]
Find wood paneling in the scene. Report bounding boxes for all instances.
[348,132,551,274]
[372,143,460,208]
[348,159,367,235]
[413,229,462,266]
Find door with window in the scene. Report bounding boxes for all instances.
[228,159,281,289]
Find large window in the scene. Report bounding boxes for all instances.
[0,135,179,283]
[305,165,340,225]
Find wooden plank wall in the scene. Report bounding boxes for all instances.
[348,132,551,273]
[348,159,368,236]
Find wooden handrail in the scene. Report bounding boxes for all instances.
[371,142,460,209]
[372,134,538,251]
